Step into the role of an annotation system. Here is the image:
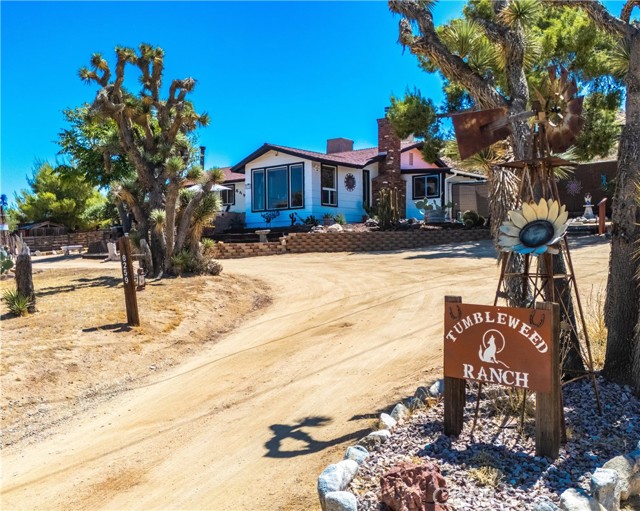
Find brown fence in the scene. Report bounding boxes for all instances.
[20,230,112,252]
[211,228,492,259]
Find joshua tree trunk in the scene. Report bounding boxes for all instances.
[15,242,36,313]
[604,33,640,390]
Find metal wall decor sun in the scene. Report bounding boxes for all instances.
[344,173,356,191]
[498,199,569,255]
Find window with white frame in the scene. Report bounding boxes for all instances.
[220,184,235,206]
[251,163,304,211]
[413,175,440,200]
[321,164,337,206]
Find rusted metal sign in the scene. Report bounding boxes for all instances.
[444,302,552,393]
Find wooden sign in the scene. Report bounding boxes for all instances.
[443,297,561,459]
[444,302,553,393]
[118,236,140,327]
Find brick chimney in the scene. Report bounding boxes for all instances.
[326,138,354,154]
[373,114,406,216]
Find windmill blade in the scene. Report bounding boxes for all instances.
[451,107,513,160]
[548,66,557,84]
[566,96,583,115]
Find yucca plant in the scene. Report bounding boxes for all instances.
[3,289,33,316]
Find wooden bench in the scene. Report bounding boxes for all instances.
[61,245,83,255]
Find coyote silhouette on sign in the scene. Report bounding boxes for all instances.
[478,330,510,368]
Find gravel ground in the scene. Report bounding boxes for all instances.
[350,376,640,510]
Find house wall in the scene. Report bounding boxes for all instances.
[244,151,314,228]
[226,182,245,213]
[402,172,445,220]
[400,148,440,171]
[242,150,376,227]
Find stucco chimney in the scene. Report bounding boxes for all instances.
[326,138,354,154]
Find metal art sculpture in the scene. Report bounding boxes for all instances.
[451,65,600,417]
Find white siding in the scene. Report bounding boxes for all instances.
[400,148,441,170]
[403,173,443,220]
[226,182,245,213]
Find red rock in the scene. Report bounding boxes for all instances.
[380,462,450,511]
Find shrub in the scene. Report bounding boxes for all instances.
[1,253,13,274]
[3,289,33,316]
[170,250,193,276]
[304,215,319,227]
[462,210,484,228]
[171,250,223,276]
[201,238,215,251]
[204,258,223,276]
[334,213,346,225]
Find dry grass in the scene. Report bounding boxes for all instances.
[468,450,504,488]
[0,265,271,448]
[584,285,607,370]
[485,386,535,419]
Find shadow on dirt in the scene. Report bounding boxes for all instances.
[264,416,370,458]
[82,322,132,333]
[404,241,497,261]
[38,276,122,297]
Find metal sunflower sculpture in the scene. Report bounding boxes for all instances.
[498,198,569,255]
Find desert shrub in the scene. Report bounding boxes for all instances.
[304,215,319,227]
[468,450,504,488]
[3,288,33,316]
[201,238,215,251]
[1,250,13,274]
[171,250,222,276]
[585,285,607,369]
[334,213,346,225]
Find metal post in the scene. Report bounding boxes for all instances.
[597,198,607,235]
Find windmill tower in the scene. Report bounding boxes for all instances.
[451,66,600,411]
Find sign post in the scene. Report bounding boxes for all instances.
[443,297,561,458]
[118,236,140,327]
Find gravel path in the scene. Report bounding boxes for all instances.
[351,376,640,510]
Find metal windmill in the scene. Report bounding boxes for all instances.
[450,65,601,416]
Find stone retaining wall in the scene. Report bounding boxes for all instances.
[285,229,492,253]
[20,230,112,252]
[209,241,286,259]
[210,228,492,259]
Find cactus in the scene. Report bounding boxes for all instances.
[377,187,400,230]
[289,213,297,226]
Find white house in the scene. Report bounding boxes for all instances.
[223,115,486,228]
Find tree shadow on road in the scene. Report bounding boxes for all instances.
[264,416,370,458]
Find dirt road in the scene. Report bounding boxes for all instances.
[0,239,610,510]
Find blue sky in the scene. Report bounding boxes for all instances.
[1,1,465,202]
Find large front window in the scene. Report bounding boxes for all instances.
[321,164,337,206]
[413,175,440,200]
[252,163,304,211]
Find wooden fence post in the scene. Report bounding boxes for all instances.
[444,296,465,436]
[535,301,561,458]
[118,236,140,327]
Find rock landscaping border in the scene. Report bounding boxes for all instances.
[316,377,640,511]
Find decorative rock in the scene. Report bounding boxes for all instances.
[560,488,606,511]
[380,461,449,511]
[364,218,378,228]
[428,379,445,398]
[591,468,621,511]
[379,413,397,430]
[318,460,359,511]
[390,403,409,423]
[325,491,358,511]
[358,430,391,451]
[404,397,425,411]
[414,386,430,403]
[534,499,561,511]
[602,455,637,500]
[344,445,369,465]
[327,223,343,232]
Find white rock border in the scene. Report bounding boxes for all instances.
[316,380,444,510]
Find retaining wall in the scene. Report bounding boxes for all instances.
[20,230,112,252]
[211,228,492,259]
[285,229,492,253]
[209,241,286,259]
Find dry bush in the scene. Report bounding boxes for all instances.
[485,386,535,419]
[584,285,607,370]
[468,450,504,488]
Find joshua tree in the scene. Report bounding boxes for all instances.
[79,44,222,276]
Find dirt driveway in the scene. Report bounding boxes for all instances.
[0,238,610,510]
